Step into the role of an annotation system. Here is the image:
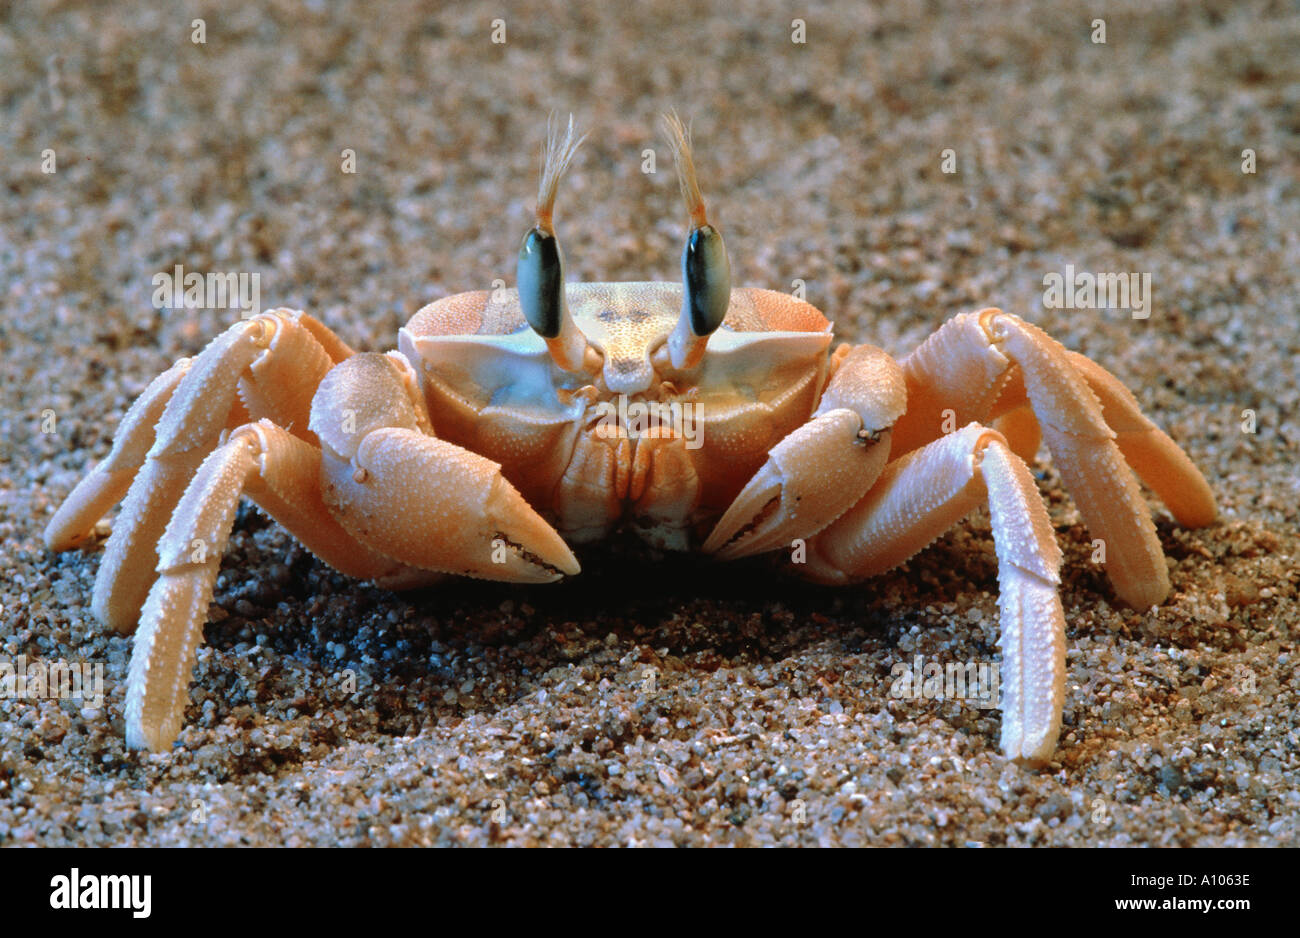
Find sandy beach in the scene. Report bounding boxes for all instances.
[1,0,1296,846]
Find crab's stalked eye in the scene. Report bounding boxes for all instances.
[663,111,731,370]
[517,227,564,338]
[682,223,731,336]
[516,114,594,373]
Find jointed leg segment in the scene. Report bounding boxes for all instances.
[45,310,353,633]
[71,322,580,750]
[890,308,1215,609]
[714,309,1214,763]
[44,357,194,554]
[125,420,412,750]
[800,423,1066,763]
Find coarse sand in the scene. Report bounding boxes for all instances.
[1,0,1297,846]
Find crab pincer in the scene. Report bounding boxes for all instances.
[310,352,580,583]
[702,344,907,558]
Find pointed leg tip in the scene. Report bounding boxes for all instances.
[125,720,175,754]
[91,593,143,635]
[1116,580,1170,611]
[43,527,80,553]
[709,540,759,562]
[1004,733,1058,768]
[1011,753,1052,770]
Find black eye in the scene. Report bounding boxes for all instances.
[682,223,731,336]
[517,227,565,338]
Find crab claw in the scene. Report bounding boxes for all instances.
[320,428,579,584]
[312,352,579,583]
[702,409,892,559]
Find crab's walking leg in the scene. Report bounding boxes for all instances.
[1064,351,1216,527]
[804,423,1066,765]
[125,421,412,751]
[44,357,193,552]
[127,349,577,752]
[46,310,352,633]
[891,309,1215,609]
[310,352,580,583]
[703,344,907,558]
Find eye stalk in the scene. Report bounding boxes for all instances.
[663,112,731,370]
[516,114,594,373]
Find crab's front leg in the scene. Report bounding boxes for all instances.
[803,423,1067,765]
[702,343,908,556]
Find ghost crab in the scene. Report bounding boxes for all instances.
[45,115,1217,764]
